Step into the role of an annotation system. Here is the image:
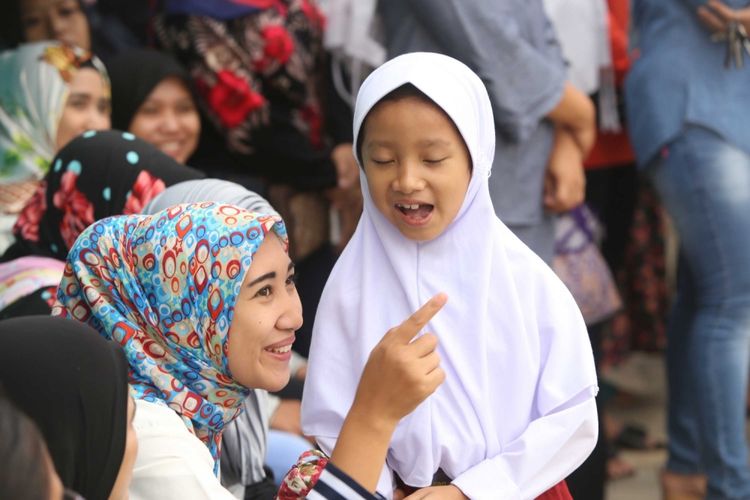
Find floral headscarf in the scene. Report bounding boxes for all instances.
[155,0,326,156]
[0,41,109,183]
[52,202,287,472]
[2,130,204,261]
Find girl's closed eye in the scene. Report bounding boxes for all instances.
[424,156,450,164]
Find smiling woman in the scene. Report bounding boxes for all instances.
[52,202,294,498]
[108,49,201,164]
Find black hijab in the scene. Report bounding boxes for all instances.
[2,129,204,261]
[0,316,129,500]
[107,48,193,130]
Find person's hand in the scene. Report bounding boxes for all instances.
[331,142,360,189]
[350,293,448,426]
[270,400,303,435]
[543,129,586,214]
[329,294,448,492]
[404,485,468,499]
[698,0,750,34]
[546,83,596,156]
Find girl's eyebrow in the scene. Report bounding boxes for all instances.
[366,140,395,148]
[246,262,295,288]
[417,139,451,147]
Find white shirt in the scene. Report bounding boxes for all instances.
[130,399,238,500]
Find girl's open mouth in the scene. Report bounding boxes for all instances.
[395,202,434,226]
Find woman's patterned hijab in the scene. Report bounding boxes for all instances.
[52,202,287,472]
[0,41,109,182]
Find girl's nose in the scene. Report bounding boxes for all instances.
[393,163,425,193]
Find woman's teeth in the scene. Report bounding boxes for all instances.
[266,345,291,354]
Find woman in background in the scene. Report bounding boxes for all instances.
[108,48,201,165]
[0,41,110,251]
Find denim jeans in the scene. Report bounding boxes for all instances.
[648,126,750,499]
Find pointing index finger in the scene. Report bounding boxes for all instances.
[393,293,448,343]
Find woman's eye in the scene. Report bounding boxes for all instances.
[67,98,88,110]
[98,98,111,114]
[58,1,81,17]
[424,157,448,165]
[138,106,160,116]
[371,158,394,165]
[177,102,197,114]
[254,286,272,298]
[286,274,297,287]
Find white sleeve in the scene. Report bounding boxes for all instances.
[130,399,240,500]
[451,394,598,500]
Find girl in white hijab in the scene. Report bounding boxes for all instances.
[301,52,599,499]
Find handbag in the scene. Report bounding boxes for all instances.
[553,205,622,325]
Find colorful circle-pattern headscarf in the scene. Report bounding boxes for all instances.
[0,41,109,183]
[52,202,287,472]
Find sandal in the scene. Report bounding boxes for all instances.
[614,423,665,451]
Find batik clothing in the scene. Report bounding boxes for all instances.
[301,53,598,499]
[0,41,109,185]
[2,129,203,262]
[0,316,129,500]
[154,0,338,189]
[52,202,286,473]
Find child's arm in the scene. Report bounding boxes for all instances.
[449,395,597,499]
[330,294,448,492]
[449,273,598,499]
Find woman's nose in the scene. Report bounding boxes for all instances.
[278,291,304,332]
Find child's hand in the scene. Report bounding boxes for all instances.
[351,293,448,427]
[330,294,448,492]
[404,485,468,499]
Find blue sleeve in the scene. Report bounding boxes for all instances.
[402,0,566,142]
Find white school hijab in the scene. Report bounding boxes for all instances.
[301,52,598,499]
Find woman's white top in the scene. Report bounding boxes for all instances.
[129,399,238,500]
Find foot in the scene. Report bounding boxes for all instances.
[607,454,636,480]
[661,470,707,500]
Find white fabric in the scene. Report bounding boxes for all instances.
[542,0,609,94]
[130,399,238,500]
[317,0,385,106]
[543,0,621,131]
[301,52,598,499]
